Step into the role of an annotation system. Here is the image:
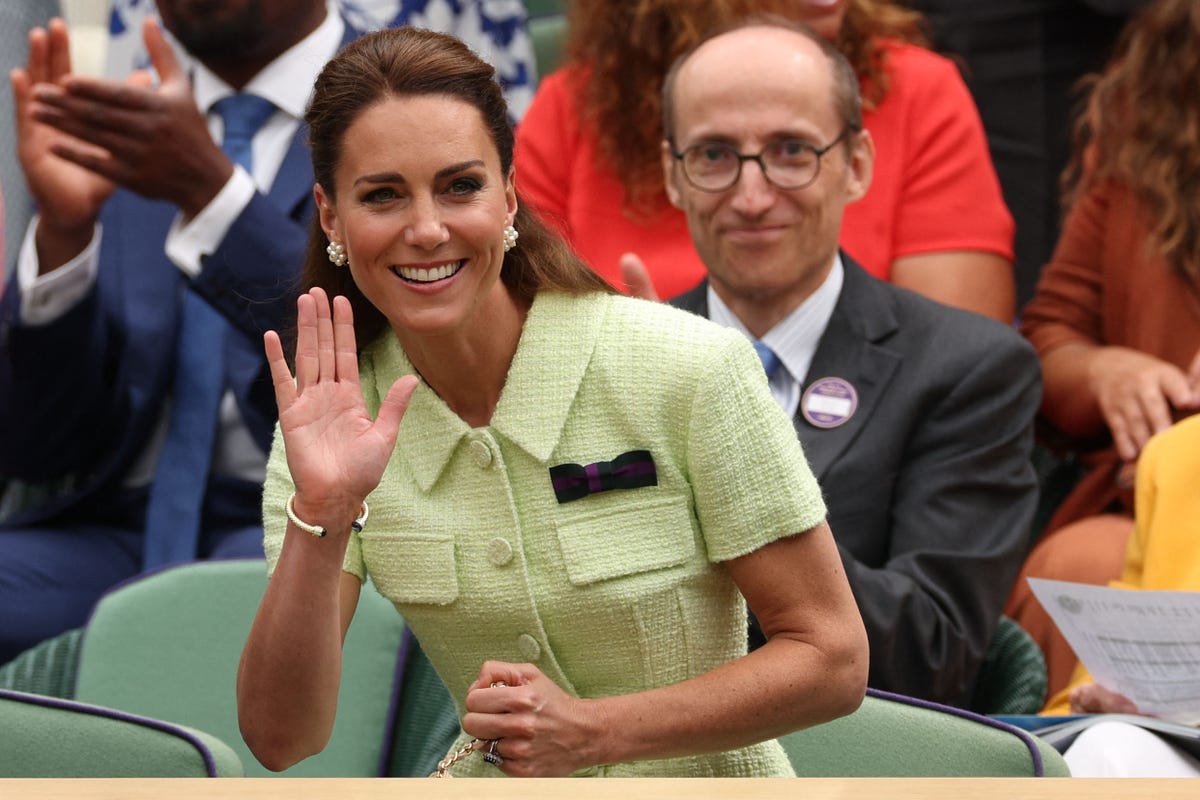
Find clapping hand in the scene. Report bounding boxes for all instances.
[11,17,126,271]
[619,252,660,302]
[22,17,234,224]
[265,288,418,524]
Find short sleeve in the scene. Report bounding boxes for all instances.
[685,333,826,562]
[261,424,366,581]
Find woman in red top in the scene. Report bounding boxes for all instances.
[515,0,1015,321]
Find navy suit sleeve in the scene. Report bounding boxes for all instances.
[192,190,310,341]
[0,279,125,479]
[839,324,1041,707]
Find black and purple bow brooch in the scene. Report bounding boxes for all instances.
[548,450,658,504]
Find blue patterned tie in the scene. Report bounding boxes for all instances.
[752,340,782,380]
[142,94,275,569]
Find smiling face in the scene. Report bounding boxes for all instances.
[663,25,872,331]
[316,93,518,346]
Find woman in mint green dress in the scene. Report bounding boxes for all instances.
[236,26,867,778]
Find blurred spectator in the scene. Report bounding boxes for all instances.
[905,0,1152,307]
[1004,0,1200,697]
[663,15,1039,707]
[1044,416,1200,777]
[516,0,1015,321]
[0,0,351,666]
[105,0,537,120]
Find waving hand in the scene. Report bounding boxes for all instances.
[265,288,417,520]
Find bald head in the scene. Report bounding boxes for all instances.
[662,19,861,146]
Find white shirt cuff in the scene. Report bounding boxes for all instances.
[164,166,257,278]
[17,215,103,326]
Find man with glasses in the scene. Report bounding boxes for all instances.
[660,18,1041,708]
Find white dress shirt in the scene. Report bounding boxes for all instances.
[707,254,844,419]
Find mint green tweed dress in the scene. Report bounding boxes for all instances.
[263,291,826,777]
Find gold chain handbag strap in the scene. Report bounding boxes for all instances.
[428,682,508,778]
[430,739,480,778]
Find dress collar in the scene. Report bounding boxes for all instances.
[366,291,607,492]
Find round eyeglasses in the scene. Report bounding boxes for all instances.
[670,127,852,192]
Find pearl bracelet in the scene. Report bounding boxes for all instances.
[285,493,369,538]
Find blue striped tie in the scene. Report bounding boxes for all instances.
[752,340,782,379]
[142,94,275,569]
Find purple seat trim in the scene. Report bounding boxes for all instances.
[865,687,1045,777]
[376,627,415,777]
[0,688,220,777]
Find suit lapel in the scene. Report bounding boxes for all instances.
[668,266,904,482]
[796,259,902,481]
[266,123,314,218]
[667,281,709,317]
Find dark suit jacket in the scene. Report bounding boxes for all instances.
[0,23,359,526]
[671,257,1041,707]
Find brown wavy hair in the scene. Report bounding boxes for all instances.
[565,0,926,211]
[303,27,614,351]
[1061,0,1200,283]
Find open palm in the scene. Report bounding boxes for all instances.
[265,289,417,513]
[12,19,116,233]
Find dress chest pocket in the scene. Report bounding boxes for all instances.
[359,532,459,605]
[555,495,697,586]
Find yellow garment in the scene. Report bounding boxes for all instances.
[1043,414,1200,714]
[264,291,827,775]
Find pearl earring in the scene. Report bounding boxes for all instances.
[502,225,519,253]
[326,240,348,267]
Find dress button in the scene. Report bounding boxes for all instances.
[469,438,493,468]
[517,634,541,661]
[487,537,513,566]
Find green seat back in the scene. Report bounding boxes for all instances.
[971,616,1048,714]
[0,689,243,777]
[0,627,81,698]
[525,0,567,78]
[529,14,567,77]
[524,0,563,14]
[779,688,1070,777]
[74,559,407,777]
[385,635,462,776]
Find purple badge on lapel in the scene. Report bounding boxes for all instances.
[549,450,658,504]
[801,377,858,429]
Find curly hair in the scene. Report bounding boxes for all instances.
[565,0,926,211]
[1061,0,1200,283]
[837,0,927,106]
